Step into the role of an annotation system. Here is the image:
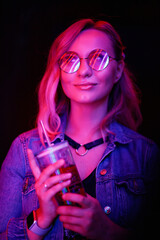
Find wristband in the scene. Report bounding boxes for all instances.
[27,210,52,236]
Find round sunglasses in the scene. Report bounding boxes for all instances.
[59,49,119,74]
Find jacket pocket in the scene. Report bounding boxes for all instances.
[115,177,147,195]
[22,175,38,215]
[113,177,147,228]
[22,175,35,194]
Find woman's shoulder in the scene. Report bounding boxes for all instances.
[18,128,39,141]
[112,122,159,147]
[8,128,43,157]
[113,123,160,169]
[110,122,160,182]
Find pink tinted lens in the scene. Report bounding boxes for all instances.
[88,49,109,71]
[60,52,80,73]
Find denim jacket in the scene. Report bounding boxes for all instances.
[0,121,159,239]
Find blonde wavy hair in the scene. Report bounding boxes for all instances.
[37,19,142,143]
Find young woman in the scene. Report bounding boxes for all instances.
[0,19,159,240]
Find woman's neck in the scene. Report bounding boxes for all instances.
[65,101,108,142]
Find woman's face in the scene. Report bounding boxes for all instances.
[60,29,123,106]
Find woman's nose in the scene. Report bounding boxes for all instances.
[77,58,92,78]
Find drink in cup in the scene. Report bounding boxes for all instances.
[36,141,86,205]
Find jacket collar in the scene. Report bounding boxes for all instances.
[109,121,133,144]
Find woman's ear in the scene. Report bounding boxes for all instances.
[114,60,124,83]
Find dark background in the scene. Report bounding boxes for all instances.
[0,0,160,166]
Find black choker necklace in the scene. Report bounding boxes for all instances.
[64,134,106,156]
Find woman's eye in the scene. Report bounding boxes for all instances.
[64,55,78,64]
[95,54,104,61]
[70,57,78,62]
[89,53,104,63]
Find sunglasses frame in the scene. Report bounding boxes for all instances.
[59,49,119,74]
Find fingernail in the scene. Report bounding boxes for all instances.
[65,179,71,185]
[59,159,65,165]
[66,173,72,178]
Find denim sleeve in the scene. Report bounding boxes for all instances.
[143,141,160,238]
[0,136,27,239]
[144,141,160,191]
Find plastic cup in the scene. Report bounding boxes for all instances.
[36,141,86,205]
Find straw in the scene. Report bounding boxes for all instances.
[40,120,52,147]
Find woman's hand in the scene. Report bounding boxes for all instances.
[57,193,109,239]
[27,149,72,229]
[57,193,130,240]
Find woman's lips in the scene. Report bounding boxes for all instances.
[74,83,97,90]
